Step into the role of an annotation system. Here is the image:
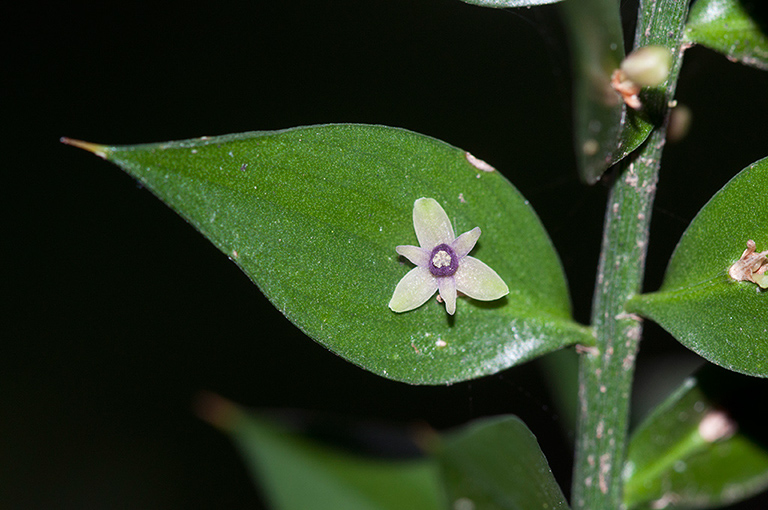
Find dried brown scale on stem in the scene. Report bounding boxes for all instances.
[611,69,642,110]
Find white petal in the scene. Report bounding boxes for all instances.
[413,198,455,249]
[454,256,509,301]
[452,227,481,258]
[395,245,429,267]
[438,276,458,315]
[389,266,438,313]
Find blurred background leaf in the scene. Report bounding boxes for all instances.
[437,415,570,510]
[560,0,628,183]
[200,395,445,510]
[625,365,768,509]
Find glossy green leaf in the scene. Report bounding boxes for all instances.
[437,415,570,510]
[65,125,592,385]
[628,157,768,377]
[686,0,768,70]
[611,112,655,173]
[199,396,444,510]
[624,366,768,509]
[460,0,562,7]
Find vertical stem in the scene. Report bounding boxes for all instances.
[571,2,689,509]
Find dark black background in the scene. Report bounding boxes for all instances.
[4,0,768,508]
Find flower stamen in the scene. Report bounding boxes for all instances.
[429,244,459,276]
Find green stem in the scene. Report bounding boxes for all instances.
[571,1,689,509]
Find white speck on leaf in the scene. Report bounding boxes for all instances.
[453,498,475,510]
[699,409,737,442]
[465,152,495,172]
[599,453,610,494]
[650,494,680,509]
[583,139,599,156]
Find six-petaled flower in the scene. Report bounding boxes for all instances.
[389,197,509,315]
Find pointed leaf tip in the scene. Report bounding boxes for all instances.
[60,137,109,159]
[193,391,242,432]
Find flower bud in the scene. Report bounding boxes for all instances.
[620,45,672,88]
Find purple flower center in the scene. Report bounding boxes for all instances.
[429,243,459,277]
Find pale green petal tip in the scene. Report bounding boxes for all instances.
[475,272,509,301]
[438,278,458,315]
[395,245,428,266]
[413,197,455,247]
[388,285,419,313]
[388,292,417,313]
[456,257,509,301]
[490,277,510,299]
[414,197,439,210]
[413,197,442,222]
[389,267,437,313]
[453,227,481,258]
[388,296,408,313]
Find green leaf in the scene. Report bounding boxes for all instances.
[612,112,654,173]
[198,395,444,510]
[628,157,768,377]
[686,0,768,70]
[560,0,654,183]
[437,415,570,510]
[64,125,592,385]
[460,0,562,7]
[624,366,768,509]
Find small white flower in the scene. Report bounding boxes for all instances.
[389,197,509,315]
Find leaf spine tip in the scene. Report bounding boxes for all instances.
[60,137,109,159]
